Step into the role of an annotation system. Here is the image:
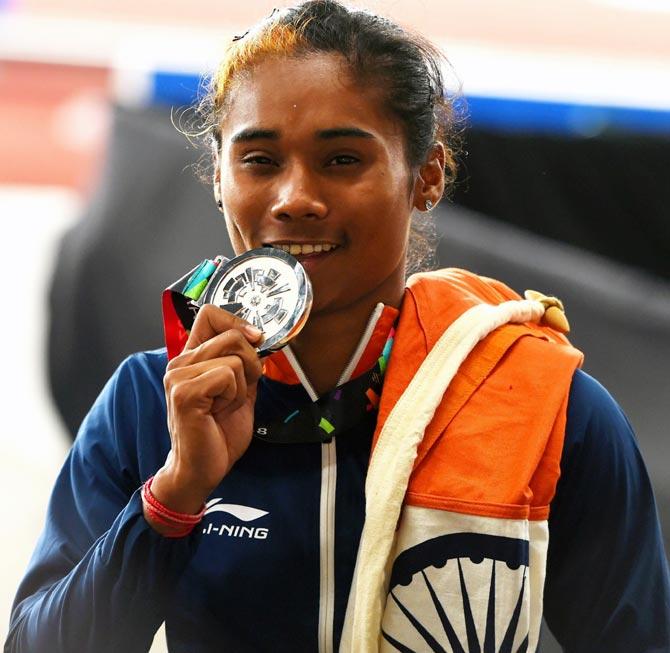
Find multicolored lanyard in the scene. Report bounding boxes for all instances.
[253,326,395,444]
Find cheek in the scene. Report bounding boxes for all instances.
[222,215,246,255]
[373,208,411,270]
[219,173,264,253]
[354,182,412,250]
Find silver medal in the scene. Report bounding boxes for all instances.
[198,248,313,354]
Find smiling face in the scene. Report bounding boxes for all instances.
[216,53,425,316]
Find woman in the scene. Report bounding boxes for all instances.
[6,2,670,652]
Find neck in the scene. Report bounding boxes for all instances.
[289,279,404,396]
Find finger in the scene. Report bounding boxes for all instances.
[167,356,246,414]
[210,362,248,414]
[184,304,264,352]
[202,359,247,414]
[165,353,262,396]
[164,336,263,389]
[169,328,262,377]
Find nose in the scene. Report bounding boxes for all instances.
[269,163,327,222]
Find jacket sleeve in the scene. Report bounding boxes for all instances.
[544,369,670,652]
[4,354,199,653]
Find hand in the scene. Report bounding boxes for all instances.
[150,304,264,517]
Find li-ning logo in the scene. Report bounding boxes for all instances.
[202,499,270,540]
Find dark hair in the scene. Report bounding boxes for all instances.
[191,0,464,273]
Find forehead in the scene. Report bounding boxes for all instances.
[219,53,404,145]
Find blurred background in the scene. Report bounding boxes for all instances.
[1,1,669,651]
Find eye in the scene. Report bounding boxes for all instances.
[241,155,278,166]
[328,154,359,166]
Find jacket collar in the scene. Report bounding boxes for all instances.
[262,303,399,389]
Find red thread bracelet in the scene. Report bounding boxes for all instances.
[141,476,206,538]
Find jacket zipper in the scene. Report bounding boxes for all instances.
[283,303,385,653]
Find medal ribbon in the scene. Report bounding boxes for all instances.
[162,256,227,359]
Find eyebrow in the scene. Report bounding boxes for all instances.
[231,128,279,143]
[317,127,375,140]
[230,126,375,143]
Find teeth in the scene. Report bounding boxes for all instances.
[273,243,336,255]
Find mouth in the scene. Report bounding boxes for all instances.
[264,242,340,256]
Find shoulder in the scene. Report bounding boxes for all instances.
[116,347,169,383]
[404,268,576,354]
[406,267,522,307]
[92,348,168,409]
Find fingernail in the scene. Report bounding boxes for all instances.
[243,325,263,340]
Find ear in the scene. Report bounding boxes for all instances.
[412,142,446,212]
[213,160,224,213]
[213,170,222,207]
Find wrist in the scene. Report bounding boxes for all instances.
[142,474,206,538]
[150,466,212,516]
